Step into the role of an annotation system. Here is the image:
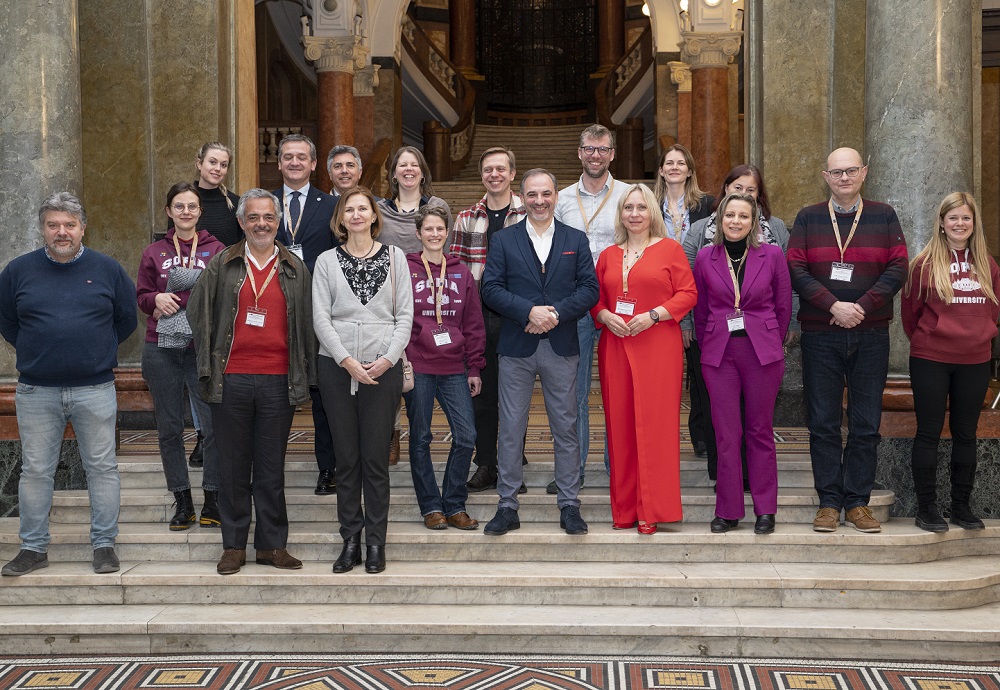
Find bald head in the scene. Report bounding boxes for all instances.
[826,147,863,171]
[823,147,868,207]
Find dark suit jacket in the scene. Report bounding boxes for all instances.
[273,186,338,273]
[692,243,791,368]
[480,218,599,358]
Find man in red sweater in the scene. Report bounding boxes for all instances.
[787,147,908,534]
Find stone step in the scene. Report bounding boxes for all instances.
[2,555,999,610]
[2,600,999,659]
[45,487,894,526]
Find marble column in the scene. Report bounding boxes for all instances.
[449,0,478,78]
[668,61,692,147]
[353,65,381,162]
[304,35,370,192]
[682,31,741,194]
[595,0,625,78]
[864,0,974,374]
[0,0,83,379]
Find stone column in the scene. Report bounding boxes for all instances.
[449,0,479,78]
[303,35,369,192]
[682,31,741,194]
[595,0,625,78]
[353,65,381,162]
[668,61,692,147]
[864,0,974,373]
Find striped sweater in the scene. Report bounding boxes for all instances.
[787,199,908,331]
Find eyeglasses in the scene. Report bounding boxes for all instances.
[245,214,277,223]
[825,167,863,180]
[172,203,201,213]
[580,146,613,156]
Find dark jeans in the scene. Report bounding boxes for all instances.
[909,356,989,507]
[800,328,889,510]
[141,342,219,492]
[211,374,295,551]
[318,355,402,546]
[404,372,476,516]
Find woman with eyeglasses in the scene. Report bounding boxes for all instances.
[137,182,227,531]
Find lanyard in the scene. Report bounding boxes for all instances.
[726,245,749,310]
[621,236,650,294]
[575,180,615,233]
[282,194,305,244]
[827,198,864,262]
[665,197,686,242]
[172,233,198,268]
[421,254,446,325]
[244,256,280,309]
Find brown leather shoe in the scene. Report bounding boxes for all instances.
[845,505,881,533]
[812,507,840,533]
[255,548,303,569]
[446,512,479,530]
[389,430,401,465]
[423,512,448,530]
[217,548,246,575]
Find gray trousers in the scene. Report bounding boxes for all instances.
[497,339,581,510]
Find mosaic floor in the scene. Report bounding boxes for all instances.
[0,655,997,690]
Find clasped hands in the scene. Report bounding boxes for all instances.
[598,309,660,338]
[525,306,559,334]
[341,355,392,385]
[829,301,865,328]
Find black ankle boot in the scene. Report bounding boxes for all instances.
[915,504,948,532]
[951,502,985,530]
[188,432,204,468]
[169,489,196,531]
[333,534,362,573]
[200,490,221,528]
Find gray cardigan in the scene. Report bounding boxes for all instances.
[312,245,414,391]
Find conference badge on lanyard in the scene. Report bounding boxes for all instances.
[432,326,452,346]
[828,198,863,282]
[245,307,267,328]
[726,310,745,332]
[287,244,305,261]
[830,262,854,282]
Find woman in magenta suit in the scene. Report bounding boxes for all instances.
[692,193,791,535]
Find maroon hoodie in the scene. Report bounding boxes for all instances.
[405,251,486,377]
[136,228,227,343]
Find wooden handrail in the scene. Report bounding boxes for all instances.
[595,25,654,130]
[361,138,393,197]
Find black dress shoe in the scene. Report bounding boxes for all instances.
[466,465,497,492]
[332,535,361,573]
[694,441,707,457]
[559,505,588,535]
[315,469,336,496]
[710,516,739,533]
[754,514,776,534]
[365,545,386,573]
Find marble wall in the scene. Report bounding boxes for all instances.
[0,443,86,518]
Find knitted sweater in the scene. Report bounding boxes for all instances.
[0,248,137,386]
[787,199,908,331]
[377,196,453,255]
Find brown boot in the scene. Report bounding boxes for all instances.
[255,548,303,570]
[388,429,401,465]
[217,548,246,575]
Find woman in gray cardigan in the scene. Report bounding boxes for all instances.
[313,186,414,574]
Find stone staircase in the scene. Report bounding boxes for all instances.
[2,427,1000,660]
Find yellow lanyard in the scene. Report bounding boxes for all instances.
[172,233,198,268]
[244,255,280,309]
[421,254,446,325]
[726,244,749,310]
[621,236,650,294]
[827,198,864,263]
[575,179,615,232]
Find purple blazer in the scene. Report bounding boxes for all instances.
[692,243,792,368]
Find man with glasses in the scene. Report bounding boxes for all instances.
[787,147,908,534]
[552,124,627,493]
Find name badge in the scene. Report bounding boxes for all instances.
[245,307,266,328]
[726,310,745,332]
[830,262,854,282]
[615,296,636,316]
[432,328,452,346]
[288,244,305,261]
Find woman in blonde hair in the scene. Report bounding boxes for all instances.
[901,192,1000,533]
[192,142,242,246]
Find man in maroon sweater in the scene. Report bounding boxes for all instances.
[787,147,908,534]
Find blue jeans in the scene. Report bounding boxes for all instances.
[404,372,476,516]
[576,314,609,478]
[800,328,890,510]
[141,342,219,493]
[15,381,120,552]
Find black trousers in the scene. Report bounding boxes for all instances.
[211,374,295,551]
[473,311,503,468]
[909,356,989,507]
[310,386,336,472]
[686,341,718,475]
[319,355,402,546]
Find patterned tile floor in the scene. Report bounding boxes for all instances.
[0,655,997,690]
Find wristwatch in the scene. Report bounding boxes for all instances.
[649,309,660,323]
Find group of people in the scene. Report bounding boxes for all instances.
[0,126,994,578]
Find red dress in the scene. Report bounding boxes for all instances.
[592,239,697,524]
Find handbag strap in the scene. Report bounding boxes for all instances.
[388,247,397,318]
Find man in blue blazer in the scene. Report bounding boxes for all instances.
[480,169,599,536]
[273,134,338,497]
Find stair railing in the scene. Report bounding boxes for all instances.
[595,25,654,177]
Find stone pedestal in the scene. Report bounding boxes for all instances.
[864,0,975,375]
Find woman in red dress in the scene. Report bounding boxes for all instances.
[592,184,698,533]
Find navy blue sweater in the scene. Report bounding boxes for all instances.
[0,248,138,386]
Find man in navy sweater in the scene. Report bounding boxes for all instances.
[0,192,137,576]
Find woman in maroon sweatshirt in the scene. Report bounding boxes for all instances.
[404,204,486,531]
[902,192,1000,533]
[137,182,227,531]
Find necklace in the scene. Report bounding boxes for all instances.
[396,198,419,213]
[343,239,376,260]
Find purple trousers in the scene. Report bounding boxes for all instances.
[701,337,783,520]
